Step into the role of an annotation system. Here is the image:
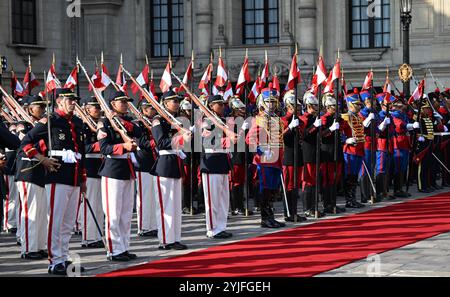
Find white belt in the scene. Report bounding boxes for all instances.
[107,153,138,166]
[204,149,230,154]
[435,133,450,136]
[22,157,39,162]
[85,153,102,159]
[159,150,187,160]
[5,149,14,153]
[49,150,81,164]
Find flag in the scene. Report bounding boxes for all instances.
[236,56,251,95]
[272,75,280,97]
[23,68,40,94]
[179,59,194,92]
[46,64,60,93]
[259,58,269,89]
[198,62,213,91]
[131,64,150,95]
[98,64,112,92]
[286,54,300,91]
[214,56,228,88]
[408,80,425,104]
[11,71,25,97]
[248,78,261,103]
[223,81,234,102]
[323,59,341,94]
[159,61,172,93]
[362,71,373,90]
[88,68,103,92]
[315,56,328,86]
[64,67,78,89]
[115,65,128,95]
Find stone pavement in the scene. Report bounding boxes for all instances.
[1,187,449,277]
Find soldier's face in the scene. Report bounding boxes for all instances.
[142,106,156,118]
[327,106,336,115]
[211,102,225,116]
[28,104,45,119]
[86,105,101,119]
[58,97,76,115]
[112,99,129,114]
[365,100,372,108]
[165,99,180,114]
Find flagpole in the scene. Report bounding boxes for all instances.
[52,54,56,112]
[384,67,391,200]
[315,47,323,219]
[190,50,195,216]
[370,68,376,204]
[76,55,81,99]
[243,48,250,217]
[293,43,299,222]
[146,55,150,93]
[28,55,32,95]
[333,50,340,214]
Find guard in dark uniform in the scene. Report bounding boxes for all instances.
[201,95,233,239]
[135,99,158,237]
[281,90,307,222]
[14,95,48,260]
[320,94,346,214]
[228,97,252,216]
[299,91,325,218]
[151,90,190,250]
[78,97,104,249]
[97,91,141,262]
[3,122,18,235]
[20,88,85,275]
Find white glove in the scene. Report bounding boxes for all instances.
[189,125,196,133]
[241,121,250,131]
[447,119,450,125]
[363,113,375,128]
[329,120,340,132]
[413,122,420,129]
[263,149,274,159]
[346,138,357,145]
[289,118,300,130]
[378,117,391,132]
[418,136,426,143]
[434,112,443,120]
[313,117,322,128]
[445,126,449,133]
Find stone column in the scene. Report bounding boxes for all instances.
[298,0,317,50]
[214,0,228,46]
[196,0,213,60]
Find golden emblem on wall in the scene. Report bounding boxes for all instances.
[398,63,413,83]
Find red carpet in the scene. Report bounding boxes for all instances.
[100,193,450,277]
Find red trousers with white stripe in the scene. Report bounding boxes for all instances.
[136,172,157,233]
[101,177,135,257]
[154,176,182,245]
[46,184,80,267]
[3,175,19,231]
[17,181,47,255]
[80,178,104,245]
[202,173,230,238]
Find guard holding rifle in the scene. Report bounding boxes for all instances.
[97,91,141,262]
[20,88,86,275]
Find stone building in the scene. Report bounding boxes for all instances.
[0,0,449,98]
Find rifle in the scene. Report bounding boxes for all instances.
[0,108,14,124]
[77,59,133,143]
[122,67,189,134]
[74,102,98,133]
[0,85,35,125]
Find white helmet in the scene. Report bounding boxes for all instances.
[323,94,337,107]
[180,99,192,111]
[229,97,246,110]
[283,90,300,108]
[303,91,319,105]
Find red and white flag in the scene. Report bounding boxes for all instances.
[259,58,270,89]
[98,64,112,92]
[11,71,25,97]
[383,77,392,94]
[46,64,60,93]
[179,58,194,92]
[131,64,150,95]
[23,68,40,94]
[315,56,328,86]
[198,62,213,91]
[88,68,103,92]
[214,56,228,88]
[115,65,128,95]
[248,77,261,104]
[64,67,78,89]
[286,54,300,91]
[362,71,373,90]
[272,75,280,97]
[223,81,234,102]
[408,79,425,104]
[324,59,341,94]
[159,61,172,93]
[236,56,251,95]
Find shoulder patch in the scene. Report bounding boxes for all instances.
[39,118,48,125]
[152,118,161,127]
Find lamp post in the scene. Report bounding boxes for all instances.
[400,0,412,97]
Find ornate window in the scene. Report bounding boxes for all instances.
[243,0,279,45]
[12,0,37,45]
